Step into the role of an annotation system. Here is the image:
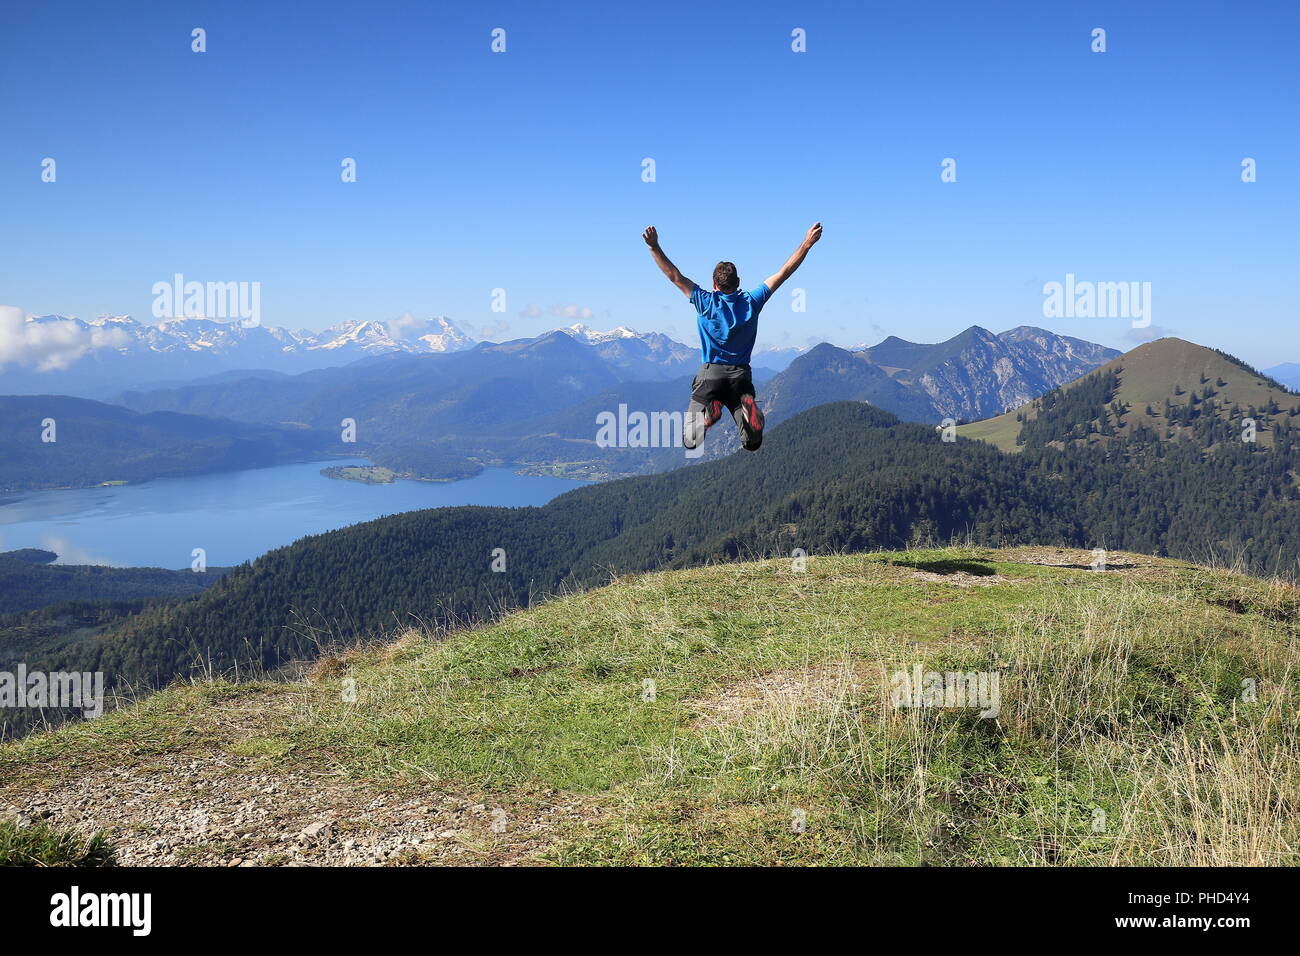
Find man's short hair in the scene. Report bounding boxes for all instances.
[713,261,740,293]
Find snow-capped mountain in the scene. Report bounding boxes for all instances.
[0,313,476,397]
[313,315,473,354]
[553,324,696,380]
[558,323,808,373]
[562,323,643,344]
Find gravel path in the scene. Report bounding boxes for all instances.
[2,753,598,866]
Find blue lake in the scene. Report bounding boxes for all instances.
[0,461,586,568]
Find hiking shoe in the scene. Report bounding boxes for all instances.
[736,395,764,450]
[703,399,723,428]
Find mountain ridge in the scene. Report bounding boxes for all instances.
[744,325,1120,441]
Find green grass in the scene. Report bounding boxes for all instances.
[956,414,1024,451]
[3,546,1298,866]
[0,820,115,866]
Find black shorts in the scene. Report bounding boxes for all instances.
[689,362,755,412]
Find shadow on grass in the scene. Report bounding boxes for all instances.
[891,559,999,576]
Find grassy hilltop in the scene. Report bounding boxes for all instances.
[3,546,1297,867]
[960,337,1299,452]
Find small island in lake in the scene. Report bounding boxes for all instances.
[320,465,398,484]
[320,447,485,484]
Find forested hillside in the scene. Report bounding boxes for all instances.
[0,553,231,615]
[960,338,1299,451]
[0,395,340,491]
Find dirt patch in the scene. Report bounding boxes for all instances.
[995,546,1160,572]
[904,570,1016,587]
[690,662,876,724]
[0,753,600,867]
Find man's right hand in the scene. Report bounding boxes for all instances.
[642,225,660,248]
[765,222,823,294]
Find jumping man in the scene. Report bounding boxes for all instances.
[642,222,823,451]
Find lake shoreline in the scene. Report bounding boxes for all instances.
[0,461,586,569]
[0,452,359,497]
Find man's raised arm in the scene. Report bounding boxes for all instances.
[764,222,823,294]
[643,226,695,297]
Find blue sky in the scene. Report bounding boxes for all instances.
[2,0,1296,367]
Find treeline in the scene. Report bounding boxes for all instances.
[0,556,231,615]
[1017,365,1300,451]
[0,595,226,739]
[365,442,484,481]
[0,598,170,666]
[1017,369,1122,447]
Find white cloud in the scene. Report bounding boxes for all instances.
[1124,324,1173,344]
[473,320,512,340]
[385,310,422,339]
[550,303,594,320]
[0,305,129,371]
[518,302,598,321]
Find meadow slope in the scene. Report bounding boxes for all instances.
[2,547,1297,866]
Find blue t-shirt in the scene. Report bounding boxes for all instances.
[690,283,771,365]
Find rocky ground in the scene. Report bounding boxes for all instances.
[2,752,599,866]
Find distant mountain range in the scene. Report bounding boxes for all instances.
[5,322,1280,504]
[686,326,1121,460]
[107,324,1116,481]
[749,344,809,371]
[1264,362,1300,392]
[0,313,476,397]
[553,324,696,379]
[775,325,1118,424]
[111,330,684,481]
[0,307,1129,493]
